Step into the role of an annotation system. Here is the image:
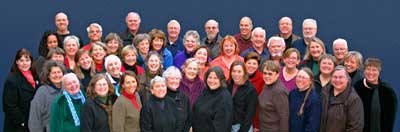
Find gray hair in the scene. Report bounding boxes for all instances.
[150,76,166,89]
[126,12,141,22]
[104,54,121,69]
[183,30,201,46]
[162,66,182,79]
[332,38,348,49]
[345,51,364,69]
[63,35,80,48]
[334,65,351,80]
[167,20,181,28]
[86,23,103,33]
[132,33,151,47]
[279,16,293,24]
[267,36,285,47]
[240,16,253,27]
[251,27,266,39]
[62,73,79,88]
[205,19,219,28]
[302,18,317,28]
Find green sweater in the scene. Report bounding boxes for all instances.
[50,94,83,132]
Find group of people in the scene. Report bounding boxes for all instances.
[2,11,397,132]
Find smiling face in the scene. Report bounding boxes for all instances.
[106,59,121,77]
[207,72,221,90]
[283,52,300,69]
[151,81,167,98]
[344,56,359,73]
[51,53,65,63]
[49,66,63,86]
[91,45,106,62]
[122,75,138,94]
[319,58,335,75]
[88,26,102,42]
[126,13,141,32]
[279,17,293,35]
[151,38,164,51]
[239,17,252,37]
[94,78,109,97]
[262,68,279,85]
[147,55,161,73]
[309,42,324,60]
[16,55,31,71]
[123,51,137,66]
[245,59,259,74]
[205,21,219,40]
[364,66,380,84]
[106,39,120,54]
[47,35,59,49]
[183,61,199,80]
[166,73,181,91]
[295,70,312,90]
[222,40,236,57]
[231,65,245,85]
[331,69,349,92]
[167,22,180,39]
[137,40,150,55]
[64,75,80,95]
[193,48,208,64]
[55,13,69,32]
[268,40,285,57]
[78,52,92,70]
[302,23,317,38]
[251,30,266,49]
[64,39,79,56]
[333,42,348,61]
[184,35,197,52]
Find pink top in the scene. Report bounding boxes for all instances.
[210,55,244,79]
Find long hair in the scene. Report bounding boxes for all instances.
[38,30,61,57]
[11,48,38,78]
[204,66,227,89]
[86,73,115,99]
[297,67,314,116]
[229,61,249,85]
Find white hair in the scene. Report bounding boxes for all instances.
[150,76,166,89]
[126,12,141,22]
[279,16,292,24]
[251,27,266,38]
[162,66,182,79]
[63,35,80,47]
[205,19,219,28]
[167,20,181,28]
[267,36,285,47]
[104,54,122,69]
[332,38,348,49]
[62,73,79,88]
[302,18,317,28]
[86,23,103,33]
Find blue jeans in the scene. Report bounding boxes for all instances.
[231,124,253,132]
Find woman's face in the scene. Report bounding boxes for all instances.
[151,82,167,98]
[122,75,138,94]
[262,68,279,85]
[344,56,359,73]
[152,38,164,51]
[193,48,208,64]
[78,53,92,70]
[319,58,335,75]
[137,40,150,55]
[123,51,137,66]
[231,65,245,85]
[283,52,299,69]
[47,35,59,49]
[106,60,121,77]
[64,39,79,56]
[295,70,312,90]
[364,66,380,84]
[166,74,181,91]
[16,55,31,71]
[184,35,197,52]
[147,55,161,73]
[331,70,349,92]
[207,72,221,90]
[309,42,324,59]
[64,76,80,95]
[106,39,120,54]
[94,78,109,97]
[91,45,106,62]
[223,41,235,57]
[50,53,65,63]
[184,62,199,80]
[49,67,63,85]
[245,59,259,74]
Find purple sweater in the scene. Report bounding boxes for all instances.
[179,75,205,108]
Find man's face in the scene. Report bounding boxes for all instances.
[333,42,348,61]
[239,18,252,37]
[126,13,141,32]
[268,40,285,57]
[88,26,102,42]
[55,13,69,31]
[251,30,265,48]
[167,22,180,39]
[205,21,219,40]
[302,23,317,38]
[279,18,293,34]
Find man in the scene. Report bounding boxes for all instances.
[53,12,83,48]
[292,18,322,56]
[120,12,142,46]
[234,16,254,54]
[332,38,349,65]
[274,16,301,51]
[267,36,286,65]
[241,27,269,59]
[82,23,103,51]
[202,19,223,59]
[166,20,184,57]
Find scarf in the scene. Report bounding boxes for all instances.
[364,79,381,132]
[63,90,85,126]
[96,96,113,132]
[122,91,140,111]
[20,69,35,88]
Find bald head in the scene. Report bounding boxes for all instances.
[205,19,219,40]
[279,17,293,37]
[240,16,253,38]
[126,12,141,34]
[55,12,69,33]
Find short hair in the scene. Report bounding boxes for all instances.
[55,12,68,20]
[120,45,138,61]
[148,28,167,48]
[333,65,351,80]
[229,61,249,82]
[61,73,79,88]
[262,60,280,73]
[219,35,240,56]
[150,76,166,89]
[204,66,227,88]
[332,38,348,49]
[181,58,199,73]
[193,45,211,65]
[240,16,253,27]
[279,16,293,24]
[183,30,201,46]
[89,42,107,55]
[318,54,337,66]
[251,27,266,39]
[364,57,382,71]
[302,18,317,28]
[283,48,300,60]
[104,33,123,54]
[132,33,151,47]
[46,47,65,60]
[244,51,261,64]
[104,55,122,69]
[40,60,67,85]
[205,19,219,28]
[167,20,180,28]
[126,12,141,22]
[162,66,182,79]
[119,71,140,92]
[303,37,326,60]
[86,74,115,99]
[63,35,81,48]
[267,36,285,47]
[145,51,163,70]
[86,23,103,33]
[344,51,363,69]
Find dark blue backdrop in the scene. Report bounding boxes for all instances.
[1,0,399,130]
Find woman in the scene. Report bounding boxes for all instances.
[173,30,201,69]
[163,66,191,132]
[180,58,206,107]
[36,47,66,74]
[210,35,244,79]
[314,54,336,94]
[63,35,81,70]
[104,55,123,96]
[228,61,257,132]
[192,66,233,132]
[120,45,144,75]
[133,33,151,67]
[73,49,96,89]
[193,45,211,80]
[289,67,321,132]
[258,60,289,132]
[320,66,364,132]
[29,60,66,132]
[301,37,326,76]
[81,74,117,132]
[89,42,107,72]
[279,48,301,92]
[36,31,62,73]
[138,51,164,105]
[3,48,39,132]
[149,28,173,69]
[354,58,397,132]
[104,33,123,56]
[140,76,178,132]
[344,51,364,86]
[113,71,142,132]
[50,73,85,131]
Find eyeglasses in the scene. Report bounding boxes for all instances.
[296,75,310,80]
[263,71,276,76]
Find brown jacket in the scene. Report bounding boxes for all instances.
[320,84,364,132]
[258,80,289,132]
[112,93,142,132]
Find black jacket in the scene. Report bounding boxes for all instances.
[227,80,258,132]
[3,71,38,132]
[192,87,233,132]
[140,95,178,132]
[80,96,117,132]
[166,89,192,132]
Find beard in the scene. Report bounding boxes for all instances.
[271,52,283,58]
